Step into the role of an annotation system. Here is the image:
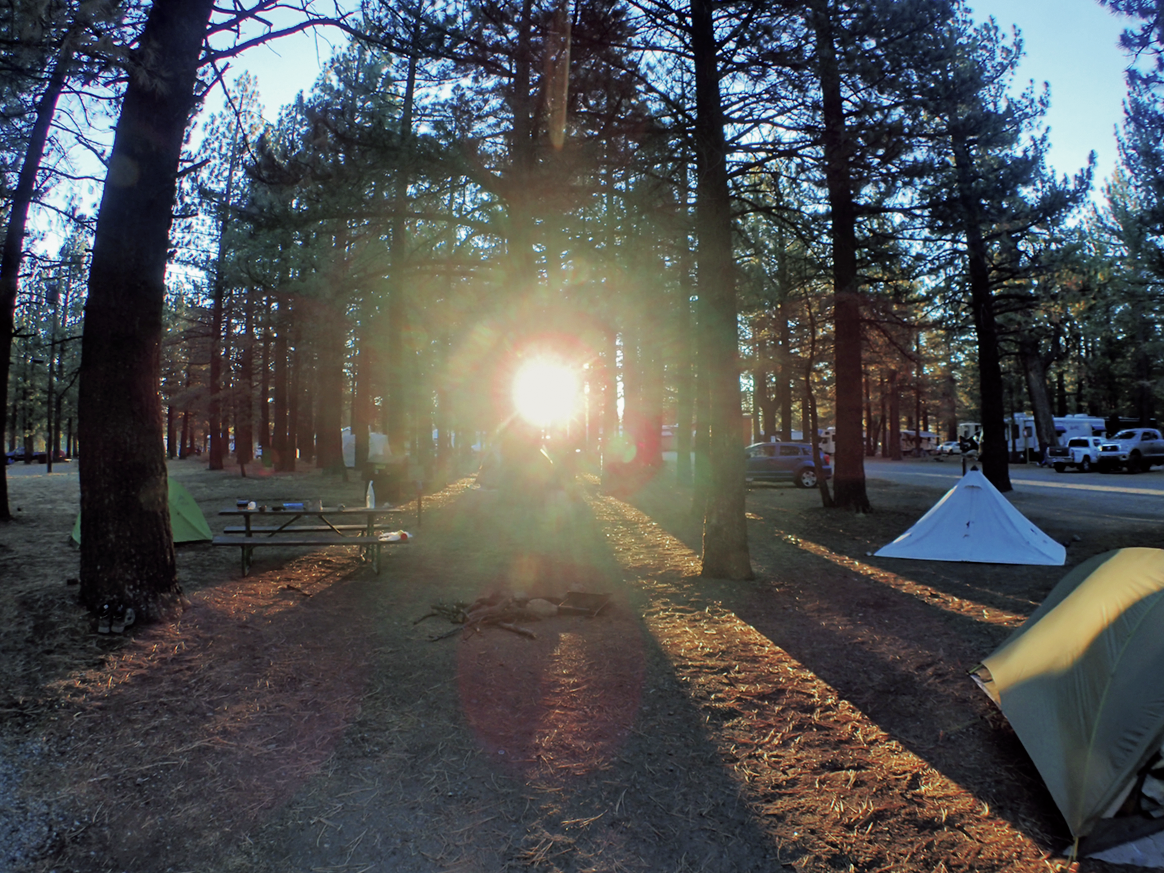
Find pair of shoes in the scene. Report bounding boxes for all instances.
[111,604,135,634]
[97,602,113,634]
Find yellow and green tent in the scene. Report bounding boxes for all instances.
[976,548,1164,851]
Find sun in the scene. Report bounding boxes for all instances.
[512,357,579,428]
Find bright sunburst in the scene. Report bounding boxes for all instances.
[512,357,579,428]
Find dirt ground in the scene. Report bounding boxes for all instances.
[0,455,1156,872]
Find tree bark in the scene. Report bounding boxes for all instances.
[951,134,1012,490]
[386,34,419,457]
[690,0,751,579]
[77,0,216,619]
[260,292,272,456]
[1018,334,1058,453]
[236,286,255,467]
[810,0,870,511]
[316,298,347,474]
[888,369,901,460]
[206,129,241,471]
[674,242,695,486]
[272,302,290,470]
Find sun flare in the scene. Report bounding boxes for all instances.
[512,358,579,428]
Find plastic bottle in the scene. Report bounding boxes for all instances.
[366,481,376,508]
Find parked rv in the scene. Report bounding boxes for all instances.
[819,426,937,456]
[960,414,1106,462]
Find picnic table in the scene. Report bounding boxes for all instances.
[214,502,407,575]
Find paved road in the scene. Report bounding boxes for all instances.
[12,454,1159,526]
[863,456,1164,527]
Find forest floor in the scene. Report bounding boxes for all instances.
[0,453,1154,872]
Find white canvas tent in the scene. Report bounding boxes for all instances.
[874,468,1065,565]
[975,548,1164,864]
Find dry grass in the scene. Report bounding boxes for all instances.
[0,458,1141,872]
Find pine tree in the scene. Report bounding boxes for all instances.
[911,5,1090,489]
[78,0,217,620]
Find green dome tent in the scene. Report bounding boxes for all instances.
[975,548,1164,858]
[71,479,212,544]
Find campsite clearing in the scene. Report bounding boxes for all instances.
[0,457,1156,872]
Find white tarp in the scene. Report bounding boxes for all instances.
[874,468,1065,565]
[342,428,392,468]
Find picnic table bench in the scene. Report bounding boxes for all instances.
[214,503,407,576]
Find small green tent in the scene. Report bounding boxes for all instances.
[975,548,1164,845]
[71,479,213,544]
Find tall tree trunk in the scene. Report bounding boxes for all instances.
[674,243,695,486]
[863,373,873,455]
[622,320,641,453]
[811,0,870,511]
[690,0,751,579]
[879,374,889,457]
[779,300,792,440]
[179,363,193,459]
[386,37,420,456]
[352,308,374,472]
[599,327,618,467]
[207,131,239,471]
[0,39,75,521]
[691,290,712,518]
[286,315,302,472]
[316,300,347,474]
[272,302,290,470]
[77,0,215,619]
[639,263,665,469]
[1019,334,1057,453]
[219,295,235,460]
[804,294,834,507]
[775,225,793,442]
[888,369,901,460]
[236,286,255,467]
[754,323,775,438]
[951,134,1011,490]
[260,292,272,458]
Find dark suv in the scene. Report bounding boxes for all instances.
[745,441,831,488]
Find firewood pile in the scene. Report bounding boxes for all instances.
[417,591,610,641]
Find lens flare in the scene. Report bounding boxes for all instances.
[512,358,578,428]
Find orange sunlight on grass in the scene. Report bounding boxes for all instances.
[776,533,1025,629]
[585,491,1052,871]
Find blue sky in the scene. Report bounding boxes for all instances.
[967,0,1132,188]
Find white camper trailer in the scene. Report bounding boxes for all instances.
[958,414,1106,461]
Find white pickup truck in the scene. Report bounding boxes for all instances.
[1097,428,1164,473]
[1047,436,1105,473]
